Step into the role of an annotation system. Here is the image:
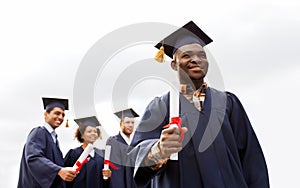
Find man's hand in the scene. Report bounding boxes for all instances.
[58,167,77,182]
[159,126,188,158]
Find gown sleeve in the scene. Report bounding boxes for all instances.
[25,128,62,188]
[226,92,269,187]
[130,95,170,187]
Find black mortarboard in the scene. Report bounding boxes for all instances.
[154,21,213,61]
[114,108,139,119]
[74,116,101,127]
[42,97,69,111]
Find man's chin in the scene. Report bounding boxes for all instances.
[124,132,133,136]
[190,75,205,81]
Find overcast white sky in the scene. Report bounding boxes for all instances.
[0,0,299,187]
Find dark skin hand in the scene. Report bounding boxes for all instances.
[159,126,188,158]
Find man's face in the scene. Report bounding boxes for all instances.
[172,43,208,82]
[44,107,65,129]
[120,117,135,136]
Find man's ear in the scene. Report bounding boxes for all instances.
[171,60,178,71]
[44,111,48,121]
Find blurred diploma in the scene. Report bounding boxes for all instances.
[169,85,179,160]
[103,145,111,180]
[73,143,93,172]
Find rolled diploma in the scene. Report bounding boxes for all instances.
[169,85,179,160]
[72,143,93,171]
[103,145,111,180]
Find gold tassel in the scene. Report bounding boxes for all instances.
[99,131,102,140]
[154,45,165,63]
[65,119,69,128]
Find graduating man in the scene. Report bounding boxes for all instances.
[131,21,269,187]
[18,97,77,188]
[106,108,141,188]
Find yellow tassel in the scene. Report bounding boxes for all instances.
[99,131,102,140]
[65,119,69,128]
[154,46,165,63]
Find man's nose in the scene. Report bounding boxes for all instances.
[127,123,134,128]
[191,55,201,63]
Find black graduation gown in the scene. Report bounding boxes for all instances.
[17,126,65,188]
[131,87,270,188]
[64,147,109,188]
[106,133,134,188]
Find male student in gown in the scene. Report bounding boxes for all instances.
[130,21,270,188]
[106,108,142,188]
[18,97,77,188]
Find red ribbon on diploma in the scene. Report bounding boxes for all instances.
[75,157,89,172]
[163,117,184,142]
[104,160,118,170]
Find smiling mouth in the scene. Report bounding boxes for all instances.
[55,120,62,124]
[189,66,202,71]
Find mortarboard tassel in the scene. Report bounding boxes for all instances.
[99,131,102,140]
[65,119,69,128]
[154,45,165,63]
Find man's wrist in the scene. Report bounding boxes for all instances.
[146,141,169,170]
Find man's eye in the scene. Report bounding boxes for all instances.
[198,53,206,59]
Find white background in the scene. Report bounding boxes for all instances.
[1,0,299,187]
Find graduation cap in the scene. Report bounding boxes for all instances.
[42,97,69,111]
[154,21,213,62]
[114,108,139,120]
[74,116,101,127]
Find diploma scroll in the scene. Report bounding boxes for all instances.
[169,85,180,160]
[103,145,111,180]
[72,143,93,172]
